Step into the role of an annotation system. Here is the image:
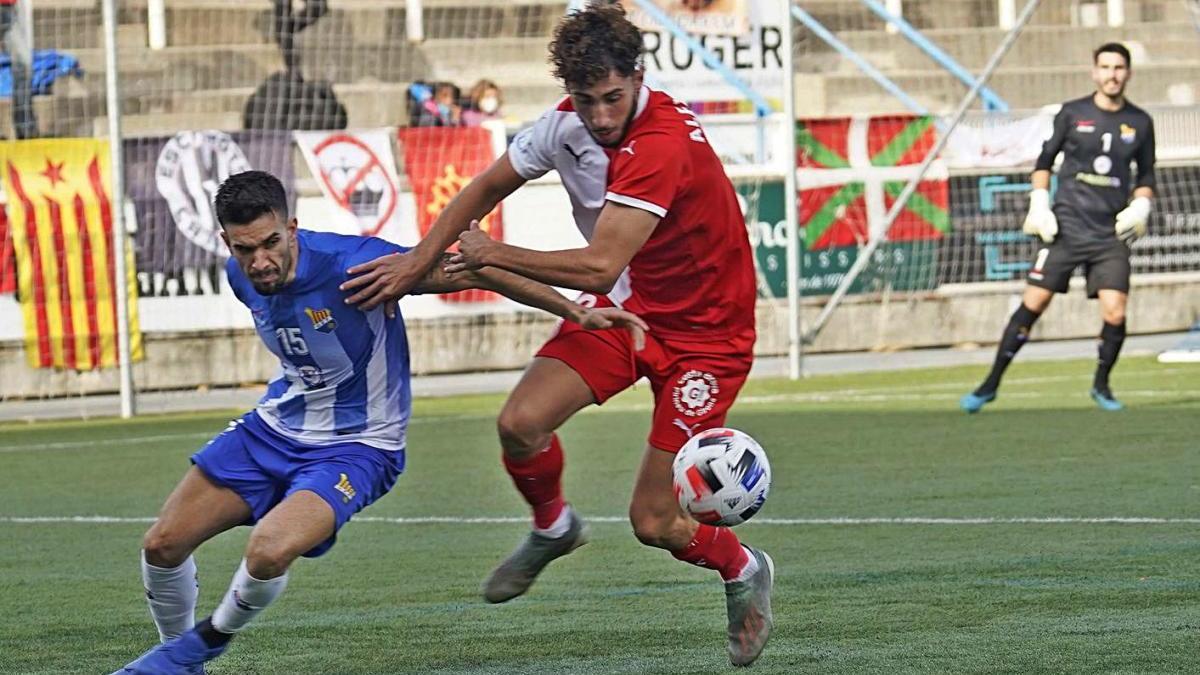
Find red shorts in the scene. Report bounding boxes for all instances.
[536,295,755,452]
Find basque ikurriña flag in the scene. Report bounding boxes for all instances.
[796,115,950,250]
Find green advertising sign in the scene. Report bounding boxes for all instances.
[738,180,939,298]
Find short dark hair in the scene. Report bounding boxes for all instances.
[549,3,643,89]
[1093,42,1131,67]
[214,170,288,228]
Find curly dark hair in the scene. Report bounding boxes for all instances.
[549,3,643,89]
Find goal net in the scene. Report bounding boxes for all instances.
[5,0,1200,415]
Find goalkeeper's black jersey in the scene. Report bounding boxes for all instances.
[1035,95,1156,245]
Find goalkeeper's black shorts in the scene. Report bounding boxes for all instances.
[1027,235,1131,298]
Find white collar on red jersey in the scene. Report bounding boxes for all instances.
[633,84,651,120]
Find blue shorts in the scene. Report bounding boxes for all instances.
[191,412,405,557]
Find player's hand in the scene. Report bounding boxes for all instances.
[1022,188,1058,243]
[444,220,496,273]
[341,252,421,313]
[1115,196,1151,244]
[577,306,649,351]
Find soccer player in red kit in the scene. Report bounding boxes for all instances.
[341,4,773,665]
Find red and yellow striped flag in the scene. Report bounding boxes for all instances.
[0,139,143,370]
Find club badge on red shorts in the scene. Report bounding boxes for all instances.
[673,370,720,417]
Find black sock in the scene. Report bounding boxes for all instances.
[976,304,1041,395]
[1093,320,1126,395]
[196,617,234,649]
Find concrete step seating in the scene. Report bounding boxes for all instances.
[11,0,1196,136]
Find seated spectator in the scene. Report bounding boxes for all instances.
[461,79,503,128]
[408,81,461,127]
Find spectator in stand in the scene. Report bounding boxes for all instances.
[0,0,37,139]
[409,81,461,127]
[461,79,504,128]
[272,0,328,74]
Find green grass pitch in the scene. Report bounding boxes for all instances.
[1,356,1197,674]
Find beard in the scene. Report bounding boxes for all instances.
[248,262,289,294]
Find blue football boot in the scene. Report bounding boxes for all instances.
[959,390,996,414]
[1090,387,1124,411]
[110,627,225,675]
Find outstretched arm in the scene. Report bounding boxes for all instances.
[340,153,527,309]
[444,203,658,294]
[412,253,648,348]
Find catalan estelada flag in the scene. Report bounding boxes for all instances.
[0,139,143,370]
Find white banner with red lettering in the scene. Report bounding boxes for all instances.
[294,129,419,245]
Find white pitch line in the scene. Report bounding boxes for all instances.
[0,368,1192,454]
[2,515,1198,525]
[0,433,213,453]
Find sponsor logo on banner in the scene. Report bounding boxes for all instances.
[624,1,781,109]
[155,131,252,256]
[941,166,1200,286]
[295,130,411,241]
[624,0,748,36]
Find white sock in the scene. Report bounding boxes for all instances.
[210,559,289,634]
[727,546,760,584]
[141,550,199,642]
[534,505,573,539]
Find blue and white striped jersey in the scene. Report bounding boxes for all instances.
[226,230,411,451]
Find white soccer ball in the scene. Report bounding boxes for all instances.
[672,428,771,527]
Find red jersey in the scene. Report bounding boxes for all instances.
[508,87,756,342]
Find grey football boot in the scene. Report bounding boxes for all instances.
[482,509,589,603]
[725,546,775,667]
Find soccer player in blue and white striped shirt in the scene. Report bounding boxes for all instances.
[110,171,646,674]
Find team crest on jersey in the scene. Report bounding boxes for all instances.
[1075,120,1095,133]
[1120,123,1136,144]
[334,473,357,503]
[305,307,337,333]
[672,370,720,417]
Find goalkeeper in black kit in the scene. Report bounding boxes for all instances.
[961,42,1156,413]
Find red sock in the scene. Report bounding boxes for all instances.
[672,524,751,581]
[503,434,565,529]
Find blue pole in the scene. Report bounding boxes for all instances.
[631,0,773,118]
[859,0,1009,112]
[789,4,929,116]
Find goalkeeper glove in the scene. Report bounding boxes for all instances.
[1022,188,1058,243]
[1115,196,1151,244]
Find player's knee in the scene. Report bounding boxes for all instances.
[1103,308,1126,325]
[496,406,551,458]
[244,536,296,580]
[142,526,192,568]
[628,507,679,549]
